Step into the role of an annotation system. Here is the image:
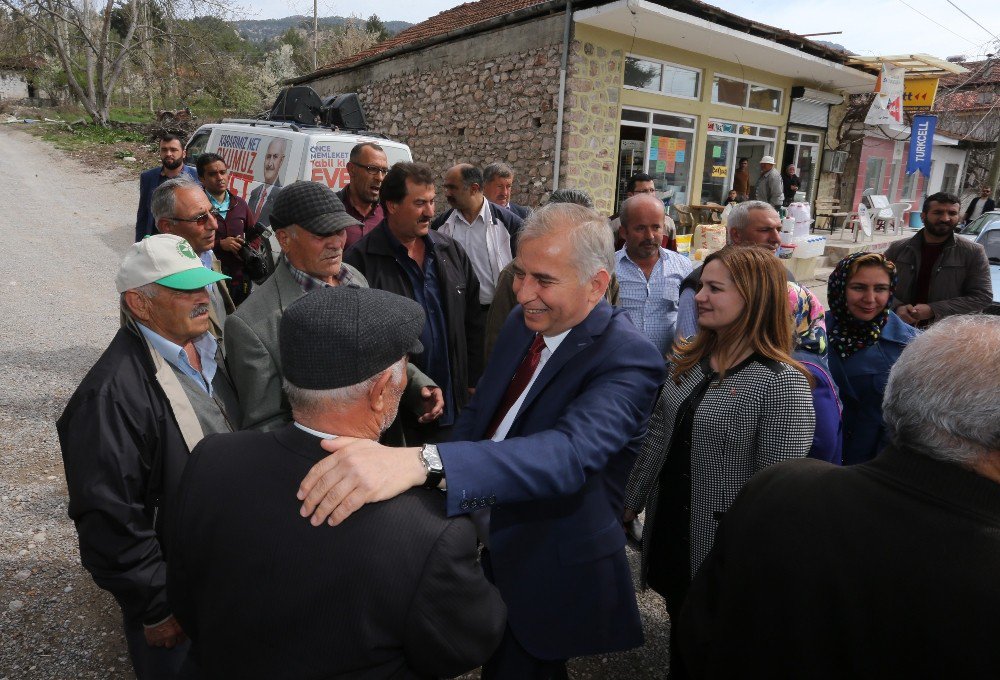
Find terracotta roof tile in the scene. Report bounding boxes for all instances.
[322,0,547,71]
[300,0,853,81]
[939,59,1000,88]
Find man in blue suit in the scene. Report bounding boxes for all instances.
[136,134,199,242]
[297,202,666,678]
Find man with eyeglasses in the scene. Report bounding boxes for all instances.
[153,176,235,338]
[58,234,240,680]
[337,142,390,249]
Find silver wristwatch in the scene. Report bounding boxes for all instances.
[419,444,444,489]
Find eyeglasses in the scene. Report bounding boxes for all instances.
[355,164,390,177]
[170,209,220,225]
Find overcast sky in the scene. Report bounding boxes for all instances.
[238,0,999,61]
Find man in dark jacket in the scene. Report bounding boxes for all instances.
[884,191,992,326]
[483,161,531,219]
[345,162,484,442]
[169,286,506,679]
[136,134,198,242]
[963,186,995,225]
[197,152,259,305]
[58,235,240,680]
[677,315,1000,678]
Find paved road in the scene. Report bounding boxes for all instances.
[0,126,671,678]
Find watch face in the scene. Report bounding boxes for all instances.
[423,445,443,471]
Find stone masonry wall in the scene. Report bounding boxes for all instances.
[561,39,622,215]
[308,17,567,210]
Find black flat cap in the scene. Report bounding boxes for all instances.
[280,286,425,390]
[269,180,361,235]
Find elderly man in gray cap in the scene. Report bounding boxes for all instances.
[224,180,443,440]
[58,234,241,680]
[168,286,506,679]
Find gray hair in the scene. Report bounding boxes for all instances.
[483,162,515,183]
[518,202,613,284]
[119,282,159,313]
[619,193,665,229]
[546,188,594,208]
[283,359,406,420]
[151,176,201,221]
[883,315,1000,465]
[727,200,777,232]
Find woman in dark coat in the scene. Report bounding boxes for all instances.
[826,252,919,465]
[624,246,814,623]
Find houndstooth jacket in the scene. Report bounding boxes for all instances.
[626,356,815,583]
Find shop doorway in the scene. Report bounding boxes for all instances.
[701,120,777,204]
[782,130,821,203]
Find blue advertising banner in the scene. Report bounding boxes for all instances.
[907,114,937,177]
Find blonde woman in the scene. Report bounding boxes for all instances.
[625,245,815,620]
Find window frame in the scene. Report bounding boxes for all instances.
[711,73,784,113]
[624,54,703,101]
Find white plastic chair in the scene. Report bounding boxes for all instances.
[886,202,911,234]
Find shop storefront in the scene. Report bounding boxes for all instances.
[783,130,821,202]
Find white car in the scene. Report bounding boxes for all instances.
[957,210,1000,313]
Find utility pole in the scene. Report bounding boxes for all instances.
[313,0,318,71]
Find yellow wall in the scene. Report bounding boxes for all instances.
[571,23,794,207]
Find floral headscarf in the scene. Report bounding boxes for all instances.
[787,282,827,357]
[827,251,897,359]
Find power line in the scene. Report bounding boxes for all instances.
[945,0,1000,44]
[894,0,978,47]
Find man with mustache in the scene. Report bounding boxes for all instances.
[135,133,199,242]
[337,142,389,249]
[58,234,240,679]
[435,163,522,312]
[346,162,484,443]
[615,193,693,357]
[225,180,444,441]
[153,177,234,338]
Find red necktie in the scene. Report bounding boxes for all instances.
[485,334,546,439]
[253,185,269,221]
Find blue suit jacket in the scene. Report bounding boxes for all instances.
[439,300,665,660]
[135,165,199,242]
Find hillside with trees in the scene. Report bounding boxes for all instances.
[0,2,405,126]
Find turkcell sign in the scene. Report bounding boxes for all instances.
[907,114,937,177]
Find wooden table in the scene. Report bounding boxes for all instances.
[815,211,850,234]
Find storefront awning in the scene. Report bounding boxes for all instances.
[574,0,877,93]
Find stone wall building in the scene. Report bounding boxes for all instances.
[293,0,875,218]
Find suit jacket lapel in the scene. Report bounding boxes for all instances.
[509,301,613,432]
[274,258,306,312]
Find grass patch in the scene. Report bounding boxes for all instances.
[38,123,147,153]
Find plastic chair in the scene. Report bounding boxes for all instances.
[887,202,911,234]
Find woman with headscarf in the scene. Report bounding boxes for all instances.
[826,252,919,465]
[787,282,843,464]
[624,245,815,639]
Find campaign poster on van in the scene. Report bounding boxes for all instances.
[309,143,351,190]
[215,133,290,199]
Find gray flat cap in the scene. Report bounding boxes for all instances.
[280,286,425,390]
[269,180,360,235]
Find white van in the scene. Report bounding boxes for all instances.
[184,119,413,229]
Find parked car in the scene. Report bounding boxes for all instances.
[957,210,1000,314]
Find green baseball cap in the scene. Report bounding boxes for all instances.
[116,234,229,293]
